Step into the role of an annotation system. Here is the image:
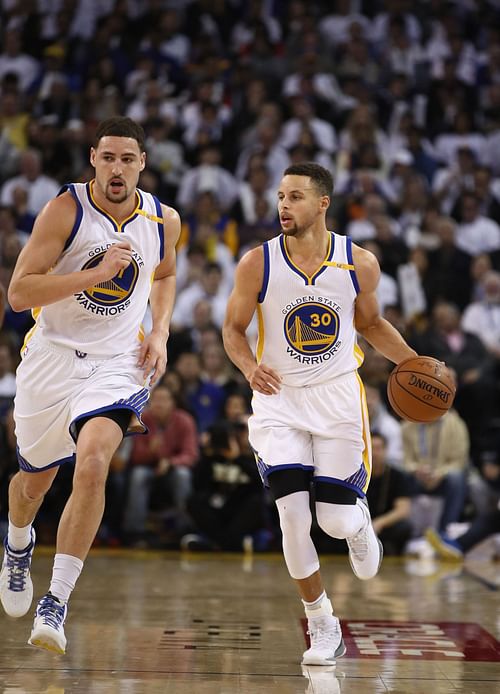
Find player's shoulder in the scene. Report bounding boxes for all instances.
[37,189,78,224]
[159,203,181,245]
[234,244,265,287]
[160,202,180,224]
[352,242,380,274]
[351,242,380,292]
[238,244,265,272]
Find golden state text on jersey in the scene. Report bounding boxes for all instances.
[255,232,364,387]
[75,244,144,316]
[25,181,165,356]
[282,296,342,364]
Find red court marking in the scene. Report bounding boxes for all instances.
[301,619,500,661]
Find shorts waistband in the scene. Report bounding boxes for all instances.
[29,334,115,362]
[281,369,357,389]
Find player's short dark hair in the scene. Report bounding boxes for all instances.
[283,161,334,197]
[95,117,146,152]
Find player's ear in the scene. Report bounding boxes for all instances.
[89,147,96,167]
[140,152,146,171]
[320,195,330,212]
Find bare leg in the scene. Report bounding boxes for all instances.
[295,570,324,602]
[8,468,59,527]
[56,417,123,560]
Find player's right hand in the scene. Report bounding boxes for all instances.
[99,241,133,280]
[247,363,282,395]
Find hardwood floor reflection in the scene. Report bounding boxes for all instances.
[1,548,499,693]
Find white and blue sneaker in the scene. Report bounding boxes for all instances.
[28,592,68,654]
[347,499,383,580]
[302,615,346,665]
[0,528,35,618]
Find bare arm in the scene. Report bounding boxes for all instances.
[137,204,181,385]
[0,281,5,327]
[372,497,412,535]
[222,247,281,395]
[353,244,417,365]
[8,192,133,312]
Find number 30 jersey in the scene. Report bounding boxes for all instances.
[255,232,364,387]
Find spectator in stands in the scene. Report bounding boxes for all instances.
[182,420,267,551]
[366,432,413,556]
[364,382,403,468]
[122,384,199,546]
[173,351,226,432]
[171,260,230,332]
[0,149,59,217]
[426,507,500,561]
[402,378,470,533]
[411,300,496,440]
[461,270,500,363]
[425,216,472,310]
[455,191,500,257]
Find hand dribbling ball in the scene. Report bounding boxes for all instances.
[387,356,456,423]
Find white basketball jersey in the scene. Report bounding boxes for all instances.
[28,181,165,356]
[256,232,363,387]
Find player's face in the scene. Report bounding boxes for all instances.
[90,136,146,204]
[277,175,327,236]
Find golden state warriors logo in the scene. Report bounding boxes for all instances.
[74,249,141,316]
[284,302,340,361]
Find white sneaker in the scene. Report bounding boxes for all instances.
[28,593,67,654]
[0,528,35,618]
[347,499,383,580]
[302,615,346,665]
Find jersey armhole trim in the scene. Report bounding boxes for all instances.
[257,241,270,303]
[58,183,83,252]
[153,195,165,260]
[346,237,360,294]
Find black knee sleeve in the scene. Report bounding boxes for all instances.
[267,467,312,500]
[313,480,358,505]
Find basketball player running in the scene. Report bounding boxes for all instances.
[0,117,180,654]
[223,162,418,665]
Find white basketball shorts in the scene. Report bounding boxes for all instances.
[14,335,150,472]
[248,370,371,494]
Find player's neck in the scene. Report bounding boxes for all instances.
[285,225,330,258]
[90,180,139,223]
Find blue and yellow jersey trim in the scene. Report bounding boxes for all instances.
[57,183,84,251]
[86,180,142,233]
[279,232,335,285]
[258,242,270,303]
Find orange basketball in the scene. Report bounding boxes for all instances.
[387,356,456,423]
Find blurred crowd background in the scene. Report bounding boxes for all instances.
[0,0,500,559]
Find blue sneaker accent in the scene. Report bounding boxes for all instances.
[0,528,35,617]
[29,592,68,654]
[425,528,464,561]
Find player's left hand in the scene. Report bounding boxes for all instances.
[137,331,167,386]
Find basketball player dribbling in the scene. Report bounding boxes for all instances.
[223,162,419,665]
[0,117,180,654]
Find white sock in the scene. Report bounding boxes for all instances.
[302,591,334,619]
[49,554,84,603]
[7,518,32,551]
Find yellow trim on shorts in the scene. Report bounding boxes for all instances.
[356,372,372,492]
[21,307,41,353]
[354,340,364,367]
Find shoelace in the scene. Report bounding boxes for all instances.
[37,595,65,630]
[347,521,370,559]
[308,621,340,650]
[6,547,31,592]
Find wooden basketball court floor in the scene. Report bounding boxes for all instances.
[1,548,500,693]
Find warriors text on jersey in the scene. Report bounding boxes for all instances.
[255,232,363,387]
[25,181,165,356]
